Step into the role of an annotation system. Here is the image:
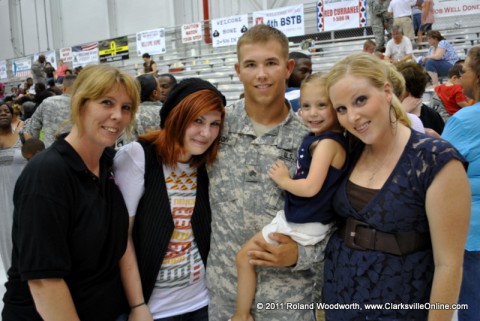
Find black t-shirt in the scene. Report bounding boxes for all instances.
[2,137,129,321]
[420,103,445,135]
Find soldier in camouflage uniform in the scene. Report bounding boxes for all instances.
[135,74,162,136]
[24,75,77,147]
[207,25,329,321]
[368,0,393,51]
[116,74,162,147]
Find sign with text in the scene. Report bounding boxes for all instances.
[99,36,129,63]
[317,0,367,32]
[136,28,166,56]
[211,14,248,48]
[0,60,7,79]
[434,0,480,17]
[12,58,32,78]
[34,51,57,69]
[60,47,73,62]
[182,23,203,44]
[72,42,99,69]
[253,5,305,37]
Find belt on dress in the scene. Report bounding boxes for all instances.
[338,217,431,256]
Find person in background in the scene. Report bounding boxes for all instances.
[143,53,158,75]
[157,73,177,103]
[21,137,45,161]
[56,59,69,84]
[412,0,423,39]
[31,55,47,85]
[384,25,414,64]
[441,46,480,321]
[417,0,434,47]
[44,62,56,84]
[2,64,140,321]
[24,74,77,147]
[0,82,5,101]
[114,78,225,321]
[367,0,393,52]
[396,60,445,135]
[135,74,162,136]
[434,64,470,117]
[324,52,470,321]
[73,66,83,75]
[285,51,312,112]
[0,103,28,271]
[207,24,325,321]
[387,0,417,41]
[422,30,459,86]
[362,39,377,54]
[47,79,63,95]
[10,103,24,134]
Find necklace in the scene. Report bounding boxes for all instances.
[363,136,401,183]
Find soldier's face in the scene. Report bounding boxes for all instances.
[235,40,294,107]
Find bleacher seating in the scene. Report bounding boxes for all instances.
[3,24,480,106]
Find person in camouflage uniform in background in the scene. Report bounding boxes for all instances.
[368,0,393,52]
[206,24,329,321]
[135,74,162,136]
[24,74,77,147]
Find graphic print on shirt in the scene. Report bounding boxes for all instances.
[156,166,203,289]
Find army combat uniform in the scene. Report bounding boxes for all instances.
[24,95,71,147]
[207,99,330,321]
[135,101,162,136]
[368,0,393,51]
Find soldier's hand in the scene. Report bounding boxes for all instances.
[248,233,298,267]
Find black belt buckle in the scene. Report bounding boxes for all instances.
[343,218,375,251]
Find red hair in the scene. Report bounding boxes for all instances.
[139,89,225,168]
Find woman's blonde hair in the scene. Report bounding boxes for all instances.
[327,53,410,127]
[69,64,140,135]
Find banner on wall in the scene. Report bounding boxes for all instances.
[434,0,480,17]
[317,0,367,32]
[136,28,166,56]
[99,36,129,63]
[181,23,203,44]
[12,58,32,78]
[0,60,7,79]
[72,42,99,68]
[60,47,73,62]
[34,51,57,69]
[211,14,248,48]
[252,4,305,37]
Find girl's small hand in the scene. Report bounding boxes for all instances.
[268,160,291,188]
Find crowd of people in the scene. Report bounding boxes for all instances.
[0,7,478,321]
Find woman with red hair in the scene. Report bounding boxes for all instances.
[114,78,225,321]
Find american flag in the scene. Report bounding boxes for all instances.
[72,42,98,52]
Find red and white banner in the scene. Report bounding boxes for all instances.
[60,47,73,62]
[434,0,480,17]
[317,0,367,32]
[182,23,203,44]
[253,4,305,37]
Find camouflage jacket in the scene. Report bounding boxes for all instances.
[207,99,329,321]
[24,95,71,147]
[135,101,162,136]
